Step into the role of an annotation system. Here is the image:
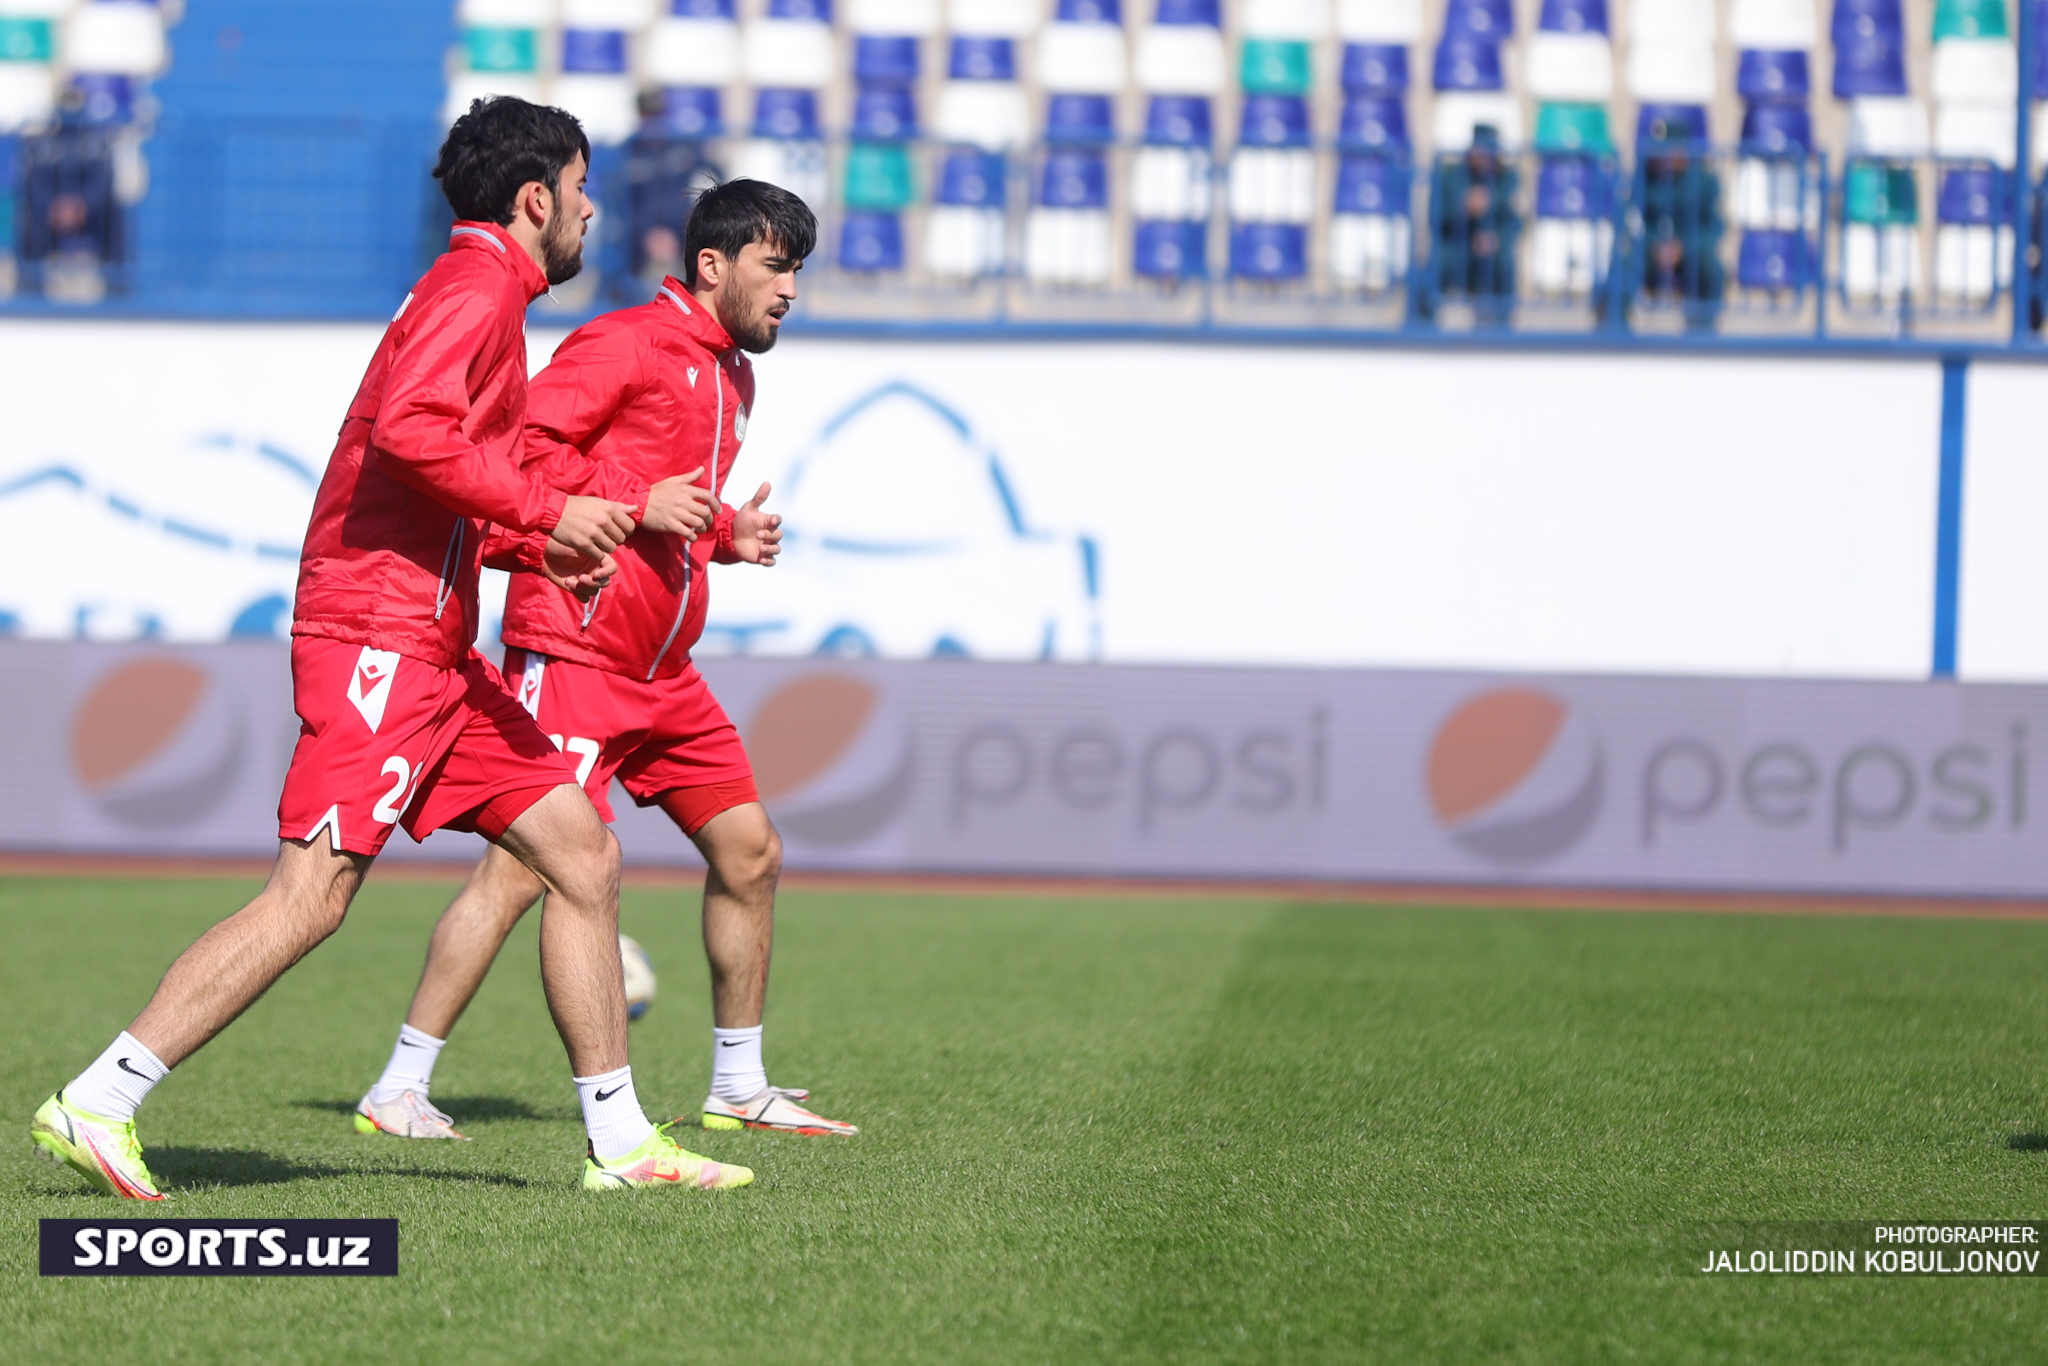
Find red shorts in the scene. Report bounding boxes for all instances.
[277,638,576,856]
[503,649,757,831]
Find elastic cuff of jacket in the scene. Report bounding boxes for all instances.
[712,508,740,563]
[537,486,569,536]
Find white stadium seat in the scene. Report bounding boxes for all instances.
[648,17,741,86]
[1134,24,1226,94]
[1727,0,1816,48]
[1432,92,1523,150]
[849,0,943,35]
[935,80,1031,148]
[1038,22,1127,93]
[949,0,1041,36]
[1335,0,1423,42]
[1628,40,1717,102]
[1846,96,1930,157]
[66,2,166,77]
[1525,32,1614,101]
[1930,39,2017,104]
[741,19,834,86]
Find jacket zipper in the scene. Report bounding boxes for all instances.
[433,520,464,622]
[646,356,722,680]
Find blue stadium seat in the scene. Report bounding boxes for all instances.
[1831,0,1905,45]
[950,34,1016,80]
[753,86,821,139]
[1937,165,2009,225]
[1335,152,1407,213]
[838,211,905,269]
[852,85,917,139]
[1737,229,1814,289]
[936,148,1007,206]
[1534,153,1613,218]
[853,34,921,85]
[1133,218,1207,276]
[560,27,629,75]
[1037,147,1110,206]
[1831,37,1909,96]
[1736,48,1811,100]
[1538,0,1608,33]
[1045,92,1117,143]
[1340,42,1410,91]
[652,85,721,136]
[1229,221,1308,278]
[1144,92,1211,144]
[1739,100,1813,152]
[1432,34,1505,90]
[67,74,137,127]
[1636,101,1709,147]
[1443,0,1515,40]
[1238,92,1311,145]
[1339,93,1410,151]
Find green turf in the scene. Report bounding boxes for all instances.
[3,876,2047,1364]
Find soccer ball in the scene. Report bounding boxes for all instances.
[619,935,656,1022]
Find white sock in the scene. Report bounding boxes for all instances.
[66,1032,169,1122]
[369,1024,446,1104]
[574,1065,656,1161]
[710,1026,766,1104]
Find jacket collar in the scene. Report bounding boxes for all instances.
[450,220,550,301]
[656,276,738,357]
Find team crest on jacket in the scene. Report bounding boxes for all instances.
[734,407,748,442]
[347,647,400,732]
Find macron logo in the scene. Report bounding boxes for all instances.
[686,366,699,389]
[346,648,400,733]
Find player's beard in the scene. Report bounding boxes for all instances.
[540,207,585,286]
[717,276,782,353]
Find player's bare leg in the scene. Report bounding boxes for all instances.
[680,799,857,1136]
[130,837,373,1066]
[406,846,544,1040]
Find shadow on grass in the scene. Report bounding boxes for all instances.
[2006,1133,2048,1152]
[151,1147,532,1189]
[292,1095,571,1123]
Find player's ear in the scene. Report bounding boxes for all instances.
[695,247,723,288]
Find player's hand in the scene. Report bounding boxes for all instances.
[541,541,617,601]
[551,495,638,558]
[640,469,717,539]
[730,482,781,566]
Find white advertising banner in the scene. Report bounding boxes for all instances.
[7,640,2048,899]
[0,321,1978,680]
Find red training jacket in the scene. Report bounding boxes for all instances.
[293,222,645,669]
[486,278,753,683]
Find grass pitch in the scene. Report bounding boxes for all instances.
[3,875,2047,1364]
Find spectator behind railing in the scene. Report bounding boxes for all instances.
[21,84,126,305]
[1423,123,1519,325]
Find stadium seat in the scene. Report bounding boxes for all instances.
[1530,154,1614,296]
[1338,93,1409,151]
[1040,0,1128,94]
[1443,0,1514,40]
[935,36,1029,148]
[1832,37,1910,96]
[1025,147,1112,283]
[1526,33,1614,100]
[1133,217,1207,277]
[1241,37,1314,93]
[1933,166,2012,303]
[1136,0,1226,95]
[1831,0,1905,46]
[950,0,1038,33]
[848,0,942,32]
[1131,92,1212,279]
[1635,101,1709,147]
[1330,154,1410,289]
[1538,0,1609,34]
[928,147,1007,277]
[1432,34,1505,91]
[648,0,741,87]
[1935,102,2016,165]
[553,27,640,144]
[1739,98,1813,153]
[1736,48,1810,100]
[649,85,721,136]
[1628,42,1718,102]
[1229,221,1307,279]
[1845,95,1928,155]
[851,83,918,142]
[1534,101,1612,152]
[448,0,547,124]
[1340,42,1409,91]
[1730,0,1818,47]
[853,33,922,84]
[1930,39,2017,100]
[1736,228,1814,289]
[1434,94,1523,150]
[1245,0,1330,36]
[838,210,906,270]
[1630,0,1716,42]
[1931,0,2007,39]
[1228,94,1312,279]
[1335,0,1423,41]
[733,87,828,205]
[1045,91,1117,143]
[1841,159,1918,304]
[742,2,836,88]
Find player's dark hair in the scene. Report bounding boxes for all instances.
[434,96,591,226]
[682,179,817,286]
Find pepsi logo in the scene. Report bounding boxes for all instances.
[745,673,912,846]
[1427,688,1604,864]
[70,657,247,828]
